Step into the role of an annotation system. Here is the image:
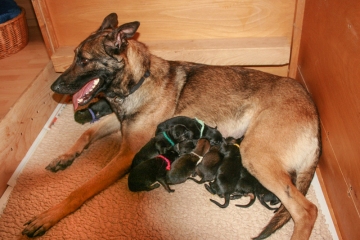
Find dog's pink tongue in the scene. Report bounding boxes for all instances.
[72,79,98,110]
[72,92,81,110]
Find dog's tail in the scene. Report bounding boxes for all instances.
[252,204,291,240]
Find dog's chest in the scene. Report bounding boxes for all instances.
[106,96,129,121]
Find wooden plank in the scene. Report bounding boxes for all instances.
[32,0,295,57]
[247,65,289,77]
[31,0,58,56]
[297,0,360,239]
[0,26,49,119]
[0,62,61,197]
[288,0,306,78]
[51,37,291,72]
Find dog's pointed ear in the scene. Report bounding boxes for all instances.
[103,21,140,58]
[118,21,140,38]
[113,21,140,49]
[99,13,118,31]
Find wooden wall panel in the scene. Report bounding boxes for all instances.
[297,0,360,239]
[39,0,295,46]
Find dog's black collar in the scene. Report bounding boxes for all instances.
[128,70,150,95]
[106,70,150,99]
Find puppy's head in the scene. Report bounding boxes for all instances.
[170,124,194,142]
[206,126,223,146]
[175,139,197,155]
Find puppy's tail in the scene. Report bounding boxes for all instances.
[252,204,291,240]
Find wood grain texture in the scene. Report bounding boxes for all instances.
[41,0,296,45]
[51,37,291,72]
[297,0,360,239]
[31,0,58,56]
[0,61,61,197]
[0,26,49,119]
[288,0,305,78]
[31,0,296,67]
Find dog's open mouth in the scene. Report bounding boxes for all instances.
[72,78,100,110]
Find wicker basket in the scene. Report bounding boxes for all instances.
[0,7,29,59]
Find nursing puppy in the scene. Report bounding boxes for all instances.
[233,167,281,211]
[190,137,240,184]
[74,98,113,124]
[128,150,179,192]
[23,14,321,239]
[205,142,242,208]
[166,138,211,185]
[174,139,197,156]
[188,144,223,184]
[156,116,223,145]
[131,124,193,169]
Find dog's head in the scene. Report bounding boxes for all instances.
[51,13,148,110]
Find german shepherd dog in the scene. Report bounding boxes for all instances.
[22,13,321,240]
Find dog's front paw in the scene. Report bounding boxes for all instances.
[45,154,77,172]
[22,215,53,237]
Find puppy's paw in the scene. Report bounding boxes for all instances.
[45,154,77,172]
[205,184,215,194]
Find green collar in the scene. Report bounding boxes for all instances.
[195,118,205,138]
[162,131,175,146]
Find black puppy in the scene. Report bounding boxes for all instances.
[166,138,211,185]
[205,141,242,208]
[233,165,281,211]
[174,139,197,155]
[74,98,113,124]
[188,144,223,184]
[190,136,240,184]
[155,116,223,145]
[131,124,193,169]
[128,150,179,193]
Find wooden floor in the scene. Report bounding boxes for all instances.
[0,26,49,119]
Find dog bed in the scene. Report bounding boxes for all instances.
[0,104,333,239]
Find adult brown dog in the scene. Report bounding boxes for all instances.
[22,13,321,240]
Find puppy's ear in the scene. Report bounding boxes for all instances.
[103,21,140,57]
[99,13,118,31]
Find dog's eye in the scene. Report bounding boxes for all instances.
[77,57,90,66]
[81,58,89,66]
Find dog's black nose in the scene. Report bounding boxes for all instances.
[51,77,65,93]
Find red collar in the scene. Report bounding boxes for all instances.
[157,155,171,170]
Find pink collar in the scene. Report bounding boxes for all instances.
[157,155,171,170]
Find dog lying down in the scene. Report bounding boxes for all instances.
[22,15,320,239]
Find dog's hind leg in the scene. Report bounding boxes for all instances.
[46,114,120,172]
[251,168,317,240]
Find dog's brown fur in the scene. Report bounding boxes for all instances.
[22,13,321,240]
